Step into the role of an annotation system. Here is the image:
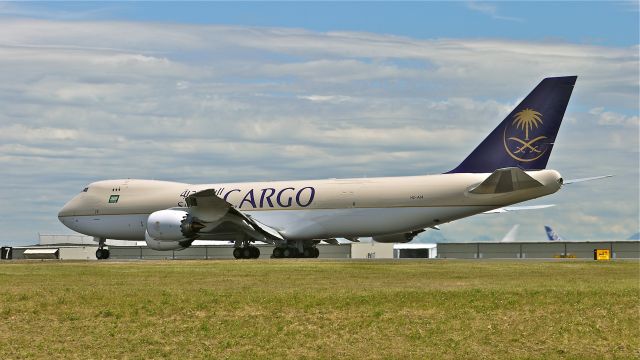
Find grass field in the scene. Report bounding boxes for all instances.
[0,259,638,359]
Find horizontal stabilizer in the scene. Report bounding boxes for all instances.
[484,204,555,214]
[469,167,543,195]
[563,175,612,184]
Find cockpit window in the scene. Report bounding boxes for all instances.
[82,187,89,192]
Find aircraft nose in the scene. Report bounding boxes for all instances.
[58,200,73,222]
[58,202,69,219]
[58,194,82,219]
[58,194,87,232]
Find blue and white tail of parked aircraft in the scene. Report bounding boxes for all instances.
[544,226,564,241]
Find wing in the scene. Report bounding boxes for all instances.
[184,189,284,243]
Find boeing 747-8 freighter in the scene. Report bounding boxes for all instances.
[58,76,607,259]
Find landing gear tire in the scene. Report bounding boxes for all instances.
[234,246,260,259]
[95,237,109,260]
[272,246,317,259]
[96,248,110,260]
[282,247,299,258]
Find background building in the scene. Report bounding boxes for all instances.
[2,234,638,260]
[437,241,639,259]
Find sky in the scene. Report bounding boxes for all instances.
[0,1,638,246]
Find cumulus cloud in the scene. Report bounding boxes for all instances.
[0,19,637,244]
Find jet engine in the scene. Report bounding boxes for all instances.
[144,209,204,250]
[372,230,424,243]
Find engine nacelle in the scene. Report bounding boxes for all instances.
[144,209,204,251]
[372,230,424,243]
[146,209,203,240]
[144,232,194,251]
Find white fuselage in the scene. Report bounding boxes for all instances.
[58,170,563,241]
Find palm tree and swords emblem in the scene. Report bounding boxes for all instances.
[503,108,548,162]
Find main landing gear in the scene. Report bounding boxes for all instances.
[232,236,319,259]
[233,235,261,259]
[271,246,319,258]
[95,237,110,260]
[233,246,260,259]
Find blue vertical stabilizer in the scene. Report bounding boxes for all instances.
[545,225,563,241]
[448,76,577,173]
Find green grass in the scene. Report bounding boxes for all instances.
[0,260,638,359]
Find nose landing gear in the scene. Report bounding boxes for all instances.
[95,237,110,260]
[96,248,110,260]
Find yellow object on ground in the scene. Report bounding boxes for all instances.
[595,249,610,260]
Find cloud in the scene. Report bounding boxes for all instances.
[466,1,524,22]
[297,95,354,103]
[0,19,637,245]
[589,107,639,127]
[0,124,80,142]
[0,3,116,20]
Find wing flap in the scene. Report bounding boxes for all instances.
[185,189,230,221]
[185,189,284,242]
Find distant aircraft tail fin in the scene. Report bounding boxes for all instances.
[500,224,520,243]
[448,76,577,173]
[544,225,563,241]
